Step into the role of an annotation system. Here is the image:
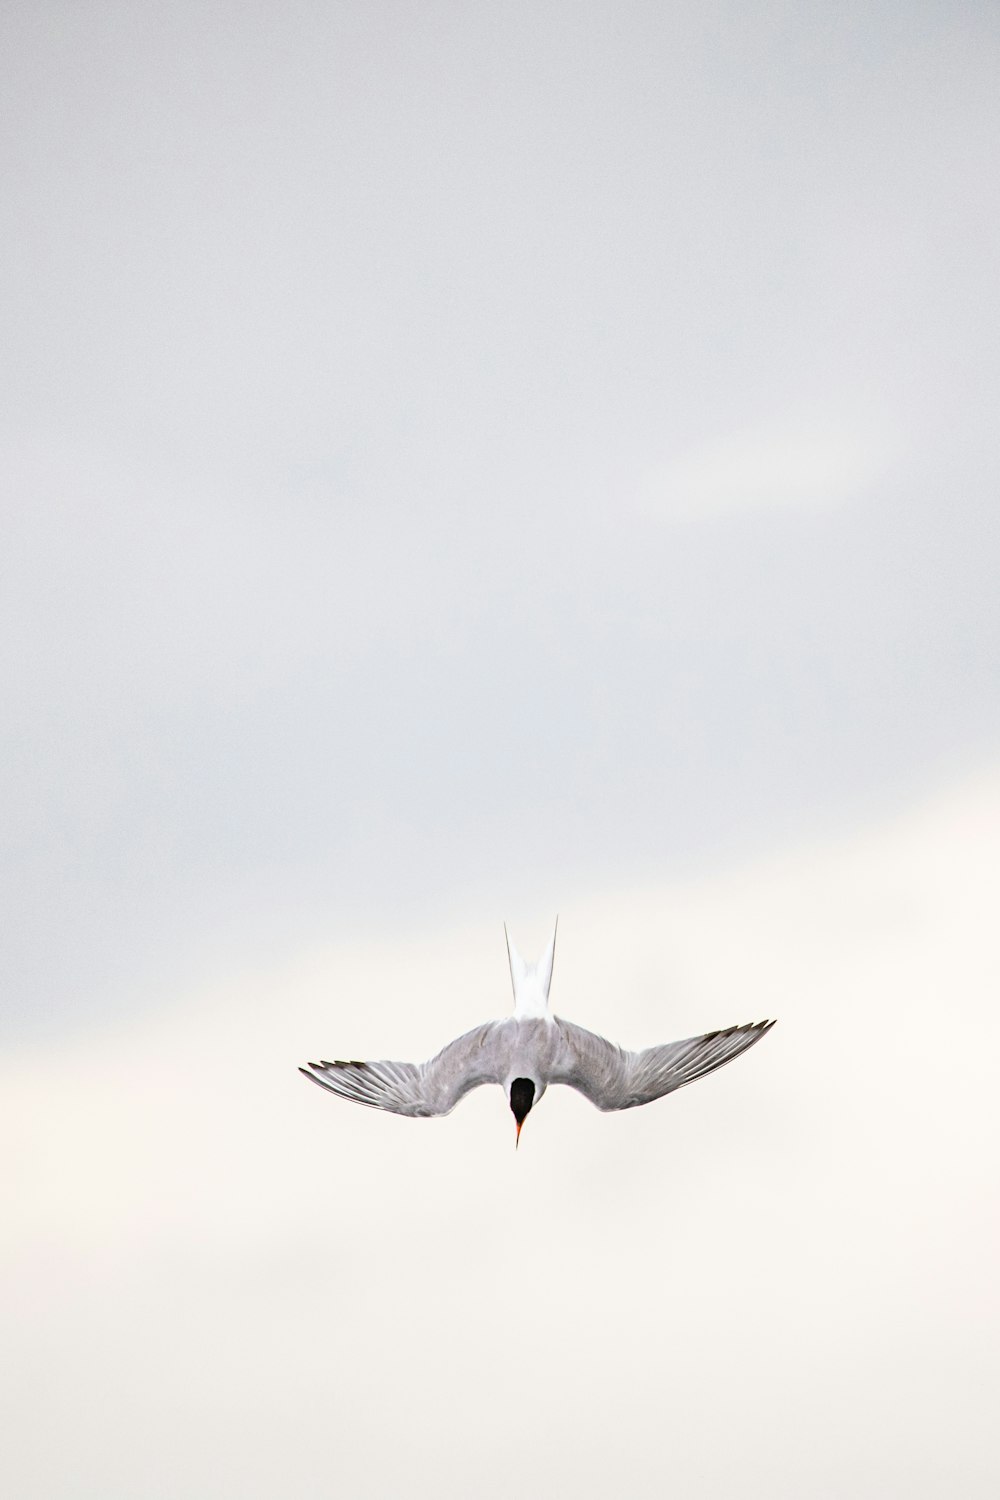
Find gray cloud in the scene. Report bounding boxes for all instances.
[2,2,998,1044]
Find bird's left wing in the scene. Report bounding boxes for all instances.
[300,1022,503,1118]
[552,1017,775,1111]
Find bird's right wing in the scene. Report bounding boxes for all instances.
[300,1021,503,1118]
[552,1017,775,1112]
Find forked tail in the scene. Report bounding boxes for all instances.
[504,918,558,1017]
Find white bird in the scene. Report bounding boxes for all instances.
[300,921,775,1144]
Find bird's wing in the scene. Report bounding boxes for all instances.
[552,1017,775,1112]
[300,1022,503,1118]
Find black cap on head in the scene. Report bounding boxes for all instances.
[510,1077,535,1127]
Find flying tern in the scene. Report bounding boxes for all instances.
[300,922,775,1144]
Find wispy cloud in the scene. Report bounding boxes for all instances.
[638,419,892,522]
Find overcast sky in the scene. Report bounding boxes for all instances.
[4,0,999,1035]
[2,3,999,1495]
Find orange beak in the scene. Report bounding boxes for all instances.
[515,1120,523,1148]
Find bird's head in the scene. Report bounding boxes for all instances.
[509,1076,536,1147]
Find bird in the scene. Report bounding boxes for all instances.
[299,921,775,1145]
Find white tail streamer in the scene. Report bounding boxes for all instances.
[504,918,558,1017]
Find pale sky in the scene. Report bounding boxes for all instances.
[2,3,999,1495]
[3,774,998,1496]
